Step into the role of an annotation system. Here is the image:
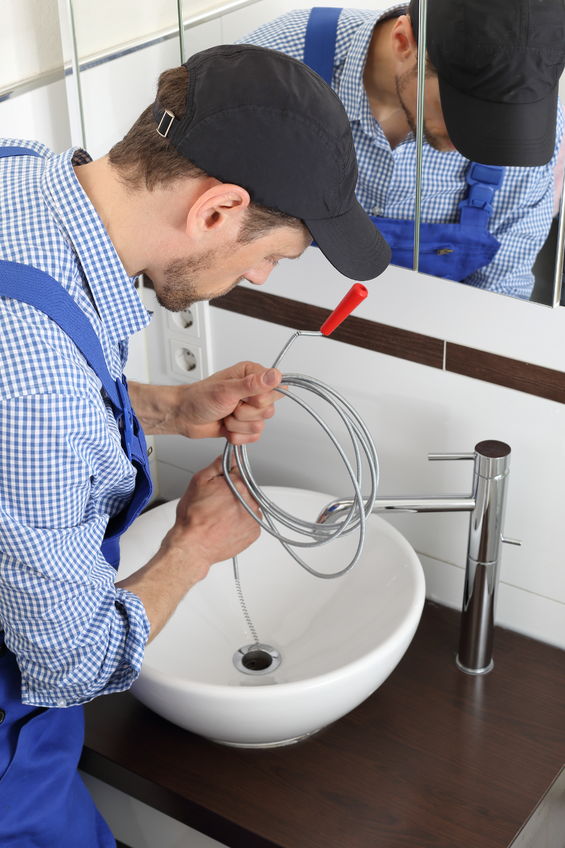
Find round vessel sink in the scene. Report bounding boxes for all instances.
[118,487,425,747]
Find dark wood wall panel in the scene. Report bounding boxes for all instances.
[445,343,565,404]
[212,288,444,369]
[211,288,565,404]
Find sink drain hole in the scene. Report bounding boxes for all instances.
[243,650,272,671]
[233,644,281,676]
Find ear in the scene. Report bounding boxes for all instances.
[390,14,418,65]
[185,183,251,244]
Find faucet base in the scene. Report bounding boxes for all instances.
[455,655,494,676]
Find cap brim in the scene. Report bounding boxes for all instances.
[439,77,558,167]
[304,202,391,281]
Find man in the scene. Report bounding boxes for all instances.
[0,45,389,846]
[238,0,565,299]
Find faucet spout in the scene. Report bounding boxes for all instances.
[317,440,512,676]
[317,495,475,522]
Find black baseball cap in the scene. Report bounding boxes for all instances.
[152,44,391,281]
[409,0,565,166]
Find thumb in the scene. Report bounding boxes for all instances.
[237,367,282,399]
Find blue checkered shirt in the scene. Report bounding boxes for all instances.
[238,6,564,299]
[0,139,151,707]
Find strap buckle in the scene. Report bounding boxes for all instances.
[156,109,175,139]
[460,162,505,220]
[466,183,495,212]
[466,162,505,189]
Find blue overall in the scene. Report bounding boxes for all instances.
[304,7,505,281]
[0,146,153,845]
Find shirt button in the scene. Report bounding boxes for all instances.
[0,709,6,725]
[371,205,382,216]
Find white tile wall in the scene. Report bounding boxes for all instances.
[0,79,72,150]
[71,0,179,60]
[2,0,62,88]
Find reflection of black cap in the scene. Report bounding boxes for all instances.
[409,0,565,166]
[153,44,391,281]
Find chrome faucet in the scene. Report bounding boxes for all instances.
[317,440,520,675]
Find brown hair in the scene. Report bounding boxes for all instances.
[108,66,304,243]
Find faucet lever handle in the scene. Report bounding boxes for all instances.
[428,452,475,461]
[501,536,522,547]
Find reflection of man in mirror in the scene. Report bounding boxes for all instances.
[239,0,565,300]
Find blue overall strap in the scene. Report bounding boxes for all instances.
[0,260,122,411]
[304,7,342,84]
[459,162,505,229]
[0,145,42,158]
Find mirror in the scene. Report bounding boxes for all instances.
[415,0,565,307]
[58,0,183,158]
[57,0,565,307]
[226,0,565,307]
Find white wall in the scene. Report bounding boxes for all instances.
[2,0,62,89]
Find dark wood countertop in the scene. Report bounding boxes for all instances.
[81,602,565,848]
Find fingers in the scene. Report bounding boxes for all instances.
[221,393,281,445]
[223,365,282,408]
[201,455,235,480]
[203,457,262,519]
[226,402,274,427]
[231,399,277,422]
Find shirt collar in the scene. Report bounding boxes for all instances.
[41,147,150,344]
[338,4,409,131]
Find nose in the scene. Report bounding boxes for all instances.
[243,262,273,286]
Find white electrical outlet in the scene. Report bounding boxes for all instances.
[167,338,204,382]
[141,286,214,385]
[167,307,199,335]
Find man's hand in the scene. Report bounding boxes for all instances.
[116,456,261,641]
[162,455,262,567]
[176,361,283,443]
[128,362,284,445]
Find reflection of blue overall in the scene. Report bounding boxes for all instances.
[0,145,153,846]
[304,7,505,281]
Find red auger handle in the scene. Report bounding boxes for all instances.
[319,283,368,336]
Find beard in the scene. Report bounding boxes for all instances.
[153,248,243,312]
[395,67,453,153]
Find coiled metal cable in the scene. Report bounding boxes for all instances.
[223,330,380,581]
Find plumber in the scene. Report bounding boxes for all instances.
[0,44,390,847]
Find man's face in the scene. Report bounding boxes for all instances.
[152,223,311,312]
[396,64,456,153]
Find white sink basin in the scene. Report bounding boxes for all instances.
[119,487,425,747]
